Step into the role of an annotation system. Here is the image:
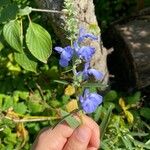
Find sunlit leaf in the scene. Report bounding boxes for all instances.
[66,99,78,112]
[14,49,37,72]
[26,22,52,63]
[18,6,32,16]
[3,20,22,52]
[119,97,126,111]
[60,109,80,129]
[65,85,75,96]
[125,110,134,123]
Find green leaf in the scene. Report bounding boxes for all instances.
[3,20,22,52]
[0,41,4,51]
[0,0,11,6]
[60,109,80,129]
[26,22,52,63]
[2,96,13,111]
[13,102,27,114]
[104,90,118,102]
[140,107,150,119]
[127,91,141,104]
[18,6,32,16]
[14,49,37,72]
[0,4,18,23]
[83,82,107,88]
[94,105,102,122]
[100,104,113,140]
[121,135,133,149]
[53,80,69,85]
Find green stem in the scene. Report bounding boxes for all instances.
[31,8,65,14]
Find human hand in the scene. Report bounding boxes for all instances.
[32,115,100,150]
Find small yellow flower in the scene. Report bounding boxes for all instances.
[65,85,75,96]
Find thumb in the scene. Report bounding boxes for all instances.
[63,125,92,150]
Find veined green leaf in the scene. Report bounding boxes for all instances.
[14,49,37,73]
[3,20,22,52]
[26,22,52,63]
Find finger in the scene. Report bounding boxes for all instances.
[82,115,100,148]
[87,147,98,150]
[63,125,92,150]
[32,124,74,150]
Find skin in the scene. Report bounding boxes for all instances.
[32,115,100,150]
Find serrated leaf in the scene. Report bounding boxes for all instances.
[3,20,22,52]
[60,109,80,129]
[127,91,141,104]
[13,102,27,114]
[0,4,18,23]
[18,6,32,16]
[26,22,52,63]
[14,49,37,72]
[140,107,150,119]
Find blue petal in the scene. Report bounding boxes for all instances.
[54,47,64,53]
[82,100,97,113]
[77,46,95,61]
[59,58,69,67]
[61,51,72,61]
[90,93,103,105]
[88,69,103,80]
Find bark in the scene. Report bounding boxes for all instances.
[35,0,109,85]
[103,15,150,89]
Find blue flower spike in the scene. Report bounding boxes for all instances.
[79,89,103,113]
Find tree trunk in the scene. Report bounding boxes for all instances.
[35,0,109,85]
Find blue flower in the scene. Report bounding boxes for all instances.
[74,42,95,61]
[78,28,98,43]
[79,89,103,113]
[77,62,103,80]
[54,46,73,67]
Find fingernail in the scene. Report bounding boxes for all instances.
[75,126,91,142]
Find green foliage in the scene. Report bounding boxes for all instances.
[0,0,149,150]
